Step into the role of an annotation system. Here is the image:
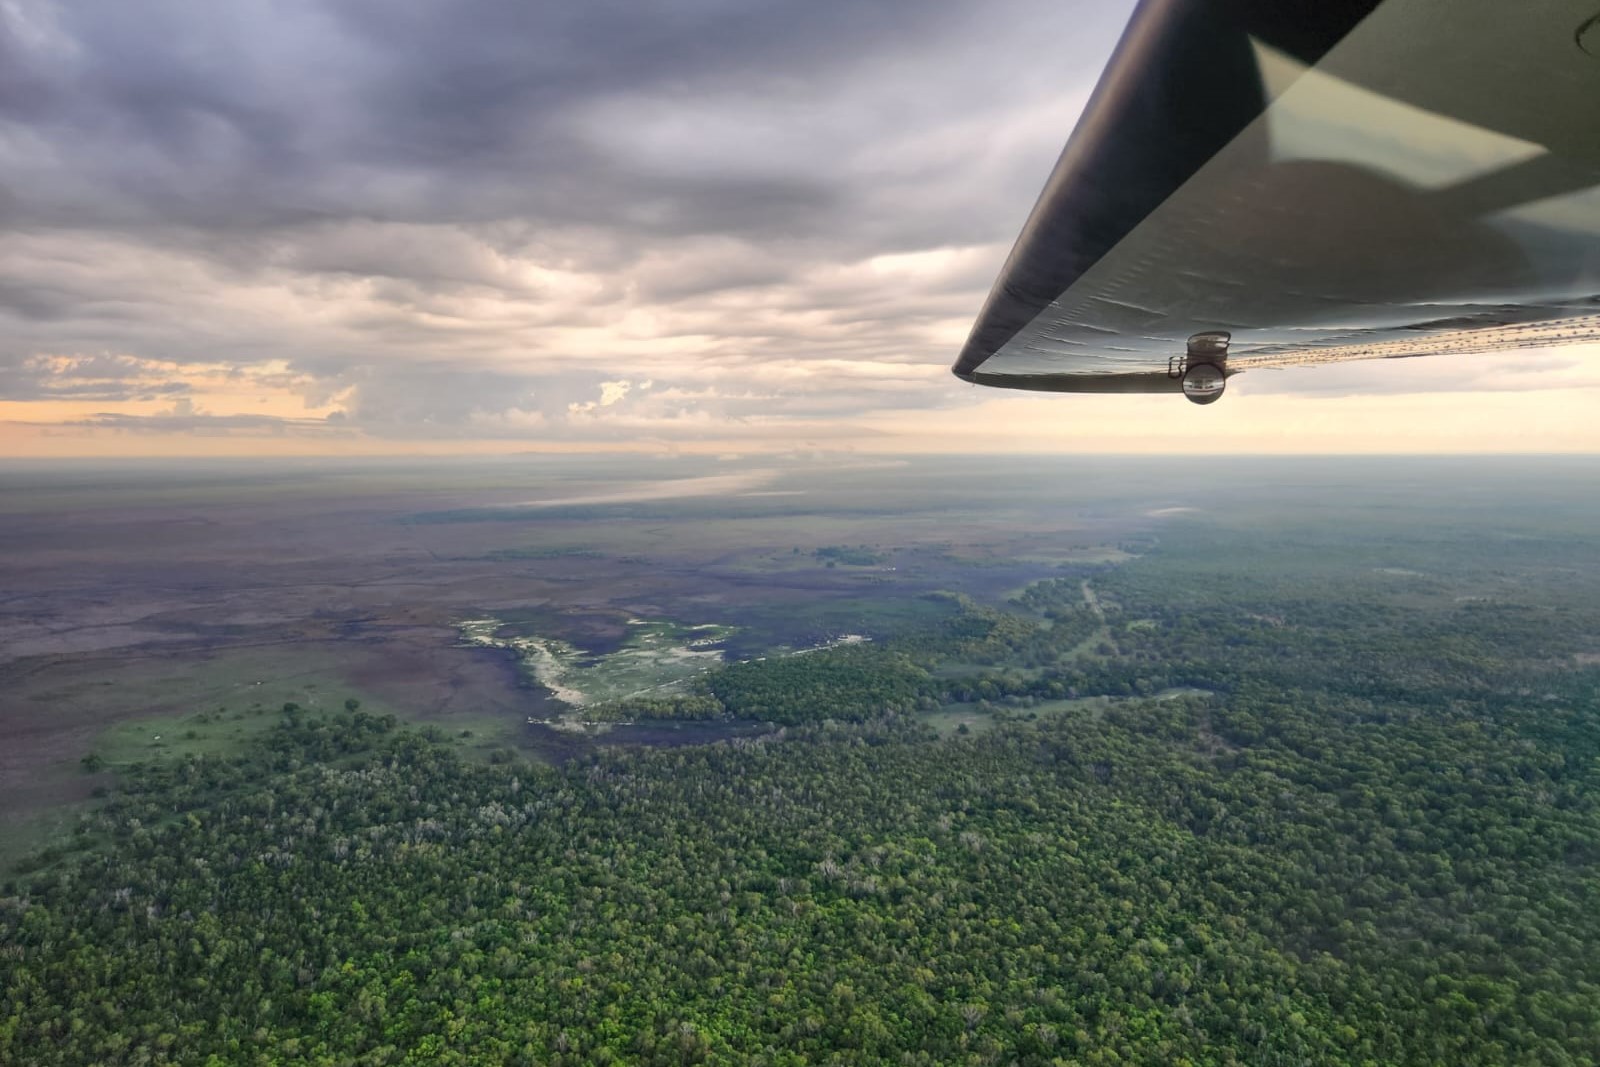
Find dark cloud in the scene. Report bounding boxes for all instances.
[1,0,1113,240]
[0,0,1139,441]
[0,279,81,322]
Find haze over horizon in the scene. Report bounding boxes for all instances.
[4,0,1599,458]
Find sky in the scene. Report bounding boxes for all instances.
[2,0,1598,458]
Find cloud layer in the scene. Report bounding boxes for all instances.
[5,0,1596,456]
[1,0,1139,448]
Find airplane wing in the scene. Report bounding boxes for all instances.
[954,0,1600,402]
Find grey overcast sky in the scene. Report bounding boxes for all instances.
[3,0,1598,456]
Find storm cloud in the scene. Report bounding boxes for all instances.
[0,0,1142,445]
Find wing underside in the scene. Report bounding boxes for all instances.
[956,0,1600,394]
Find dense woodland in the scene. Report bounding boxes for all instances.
[4,519,1599,1065]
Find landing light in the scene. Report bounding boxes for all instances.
[1182,363,1227,405]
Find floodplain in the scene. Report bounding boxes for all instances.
[0,452,1180,843]
[3,454,1599,1065]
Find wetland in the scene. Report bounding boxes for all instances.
[5,455,1600,1065]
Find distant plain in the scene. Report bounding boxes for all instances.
[5,454,1599,869]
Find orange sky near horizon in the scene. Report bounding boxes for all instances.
[6,347,1600,458]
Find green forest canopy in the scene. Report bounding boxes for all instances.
[4,522,1598,1066]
